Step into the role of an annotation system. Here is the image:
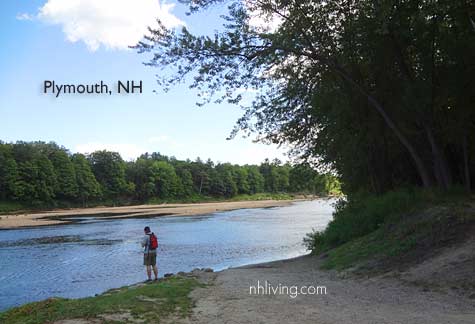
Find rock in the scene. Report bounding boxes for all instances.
[203,268,214,272]
[469,293,475,299]
[164,273,174,278]
[177,271,186,276]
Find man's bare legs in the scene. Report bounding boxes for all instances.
[146,265,152,280]
[146,265,158,280]
[152,265,158,280]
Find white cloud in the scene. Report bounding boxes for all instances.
[75,142,147,160]
[16,13,34,21]
[36,0,184,51]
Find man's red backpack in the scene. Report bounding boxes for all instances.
[148,233,158,250]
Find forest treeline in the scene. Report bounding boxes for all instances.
[0,141,339,208]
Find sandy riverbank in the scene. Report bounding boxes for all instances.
[183,252,475,324]
[0,199,297,229]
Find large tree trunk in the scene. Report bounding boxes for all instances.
[463,134,471,192]
[330,64,433,188]
[424,125,451,189]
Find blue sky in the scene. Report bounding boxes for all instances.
[0,0,287,164]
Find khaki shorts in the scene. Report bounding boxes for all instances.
[143,253,157,266]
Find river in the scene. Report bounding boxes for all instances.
[0,199,334,311]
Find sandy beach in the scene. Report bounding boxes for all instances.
[0,200,296,229]
[183,251,475,324]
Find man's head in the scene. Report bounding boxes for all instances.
[144,226,151,234]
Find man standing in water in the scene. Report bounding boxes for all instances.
[141,226,158,281]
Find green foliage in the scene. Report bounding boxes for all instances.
[16,155,57,205]
[49,149,78,200]
[0,144,20,200]
[315,199,473,271]
[151,160,183,199]
[72,154,102,205]
[136,0,475,194]
[304,188,468,254]
[0,201,25,214]
[246,166,265,194]
[228,192,293,201]
[88,150,132,200]
[304,189,429,253]
[0,277,201,324]
[0,141,336,211]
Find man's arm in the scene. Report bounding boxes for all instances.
[141,236,148,247]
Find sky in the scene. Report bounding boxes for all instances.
[0,0,287,165]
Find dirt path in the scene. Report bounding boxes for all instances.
[0,200,295,229]
[187,255,475,324]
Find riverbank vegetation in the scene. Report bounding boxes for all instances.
[0,141,340,213]
[0,276,201,324]
[304,188,474,272]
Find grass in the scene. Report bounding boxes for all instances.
[304,187,474,271]
[0,201,26,214]
[226,193,294,201]
[146,192,296,205]
[0,277,203,324]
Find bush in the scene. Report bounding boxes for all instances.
[0,201,25,214]
[304,188,449,254]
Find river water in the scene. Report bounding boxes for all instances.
[0,199,334,311]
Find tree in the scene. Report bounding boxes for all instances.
[49,149,78,200]
[16,155,57,205]
[176,166,195,197]
[246,165,264,194]
[234,166,250,194]
[0,143,20,200]
[88,151,131,199]
[72,154,101,205]
[127,158,157,201]
[0,140,337,206]
[214,164,238,197]
[150,161,182,199]
[135,0,475,193]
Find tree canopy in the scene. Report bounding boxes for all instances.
[135,0,475,194]
[0,141,338,208]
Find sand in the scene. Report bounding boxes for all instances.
[184,253,475,324]
[0,200,295,229]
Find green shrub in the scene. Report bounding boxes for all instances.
[0,201,25,214]
[304,188,448,254]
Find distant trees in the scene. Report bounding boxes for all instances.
[50,149,78,200]
[0,141,339,207]
[0,144,19,200]
[72,154,101,206]
[88,151,133,199]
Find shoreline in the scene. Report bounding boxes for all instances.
[3,253,474,323]
[186,253,475,324]
[0,199,308,229]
